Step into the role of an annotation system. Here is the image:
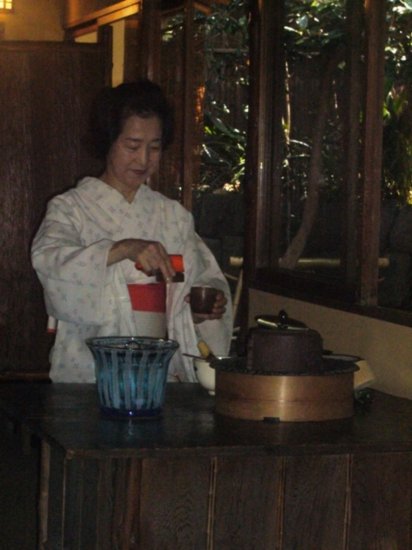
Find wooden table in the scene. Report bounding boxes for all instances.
[1,383,412,549]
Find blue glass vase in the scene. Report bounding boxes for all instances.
[86,336,179,418]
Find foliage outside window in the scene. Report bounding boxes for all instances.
[281,0,412,207]
[198,0,249,194]
[280,0,347,269]
[160,0,248,199]
[382,0,412,203]
[268,0,412,313]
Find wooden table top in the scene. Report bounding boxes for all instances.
[0,383,411,458]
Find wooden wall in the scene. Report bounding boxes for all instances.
[0,0,65,41]
[40,445,412,548]
[0,41,105,374]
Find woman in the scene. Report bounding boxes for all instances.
[31,80,233,383]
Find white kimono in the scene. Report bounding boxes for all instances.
[31,177,233,383]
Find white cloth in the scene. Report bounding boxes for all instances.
[31,177,233,383]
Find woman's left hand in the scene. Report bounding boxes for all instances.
[185,290,227,323]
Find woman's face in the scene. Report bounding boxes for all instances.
[102,114,162,202]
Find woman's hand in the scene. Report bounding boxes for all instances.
[108,239,175,281]
[185,290,227,323]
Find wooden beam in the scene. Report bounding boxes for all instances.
[66,23,98,40]
[296,257,389,270]
[97,5,139,26]
[64,0,141,31]
[161,0,228,9]
[161,0,228,17]
[193,2,212,15]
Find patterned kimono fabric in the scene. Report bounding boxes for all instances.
[32,177,233,383]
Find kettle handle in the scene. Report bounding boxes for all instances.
[255,309,290,330]
[278,309,289,328]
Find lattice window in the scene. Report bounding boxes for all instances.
[0,0,13,12]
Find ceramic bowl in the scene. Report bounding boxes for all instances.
[194,357,216,395]
[323,354,375,390]
[86,336,179,418]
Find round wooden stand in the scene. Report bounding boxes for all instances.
[215,368,356,422]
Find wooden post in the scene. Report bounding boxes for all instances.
[38,441,51,550]
[181,0,196,211]
[123,15,140,82]
[245,0,285,276]
[238,0,285,347]
[136,0,161,82]
[97,25,113,87]
[360,0,386,305]
[342,0,364,285]
[134,0,162,192]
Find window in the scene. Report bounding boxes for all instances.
[245,0,412,325]
[0,0,13,12]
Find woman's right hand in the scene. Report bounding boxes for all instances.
[108,238,175,281]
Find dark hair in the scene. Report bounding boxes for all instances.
[89,79,174,160]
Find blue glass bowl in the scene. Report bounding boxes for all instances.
[86,336,179,418]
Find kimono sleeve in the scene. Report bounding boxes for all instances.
[31,194,115,326]
[165,201,234,381]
